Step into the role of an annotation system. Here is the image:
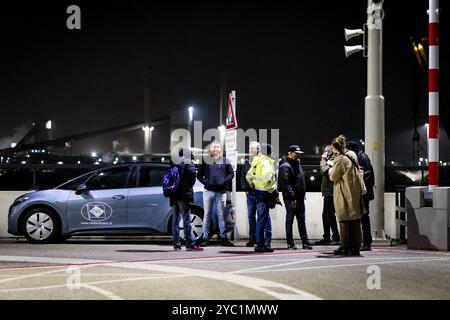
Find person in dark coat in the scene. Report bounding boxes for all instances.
[346,140,375,251]
[240,141,272,248]
[170,148,203,251]
[278,145,312,250]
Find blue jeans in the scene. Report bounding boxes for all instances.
[172,200,195,247]
[247,191,272,244]
[203,190,226,239]
[253,190,271,248]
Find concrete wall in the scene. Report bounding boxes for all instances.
[0,191,396,240]
[235,192,397,240]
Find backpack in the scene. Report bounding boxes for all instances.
[162,166,181,198]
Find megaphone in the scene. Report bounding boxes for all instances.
[344,45,364,58]
[344,28,364,41]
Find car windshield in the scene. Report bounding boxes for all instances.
[55,172,94,190]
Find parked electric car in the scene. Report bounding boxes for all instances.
[7,163,209,244]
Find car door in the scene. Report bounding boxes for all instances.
[66,166,133,233]
[126,165,170,232]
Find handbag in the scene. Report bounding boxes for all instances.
[345,154,367,195]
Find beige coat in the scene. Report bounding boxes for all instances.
[329,151,364,222]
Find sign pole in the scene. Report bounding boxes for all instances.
[231,91,237,210]
[225,90,238,240]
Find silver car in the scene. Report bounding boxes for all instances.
[7,163,206,244]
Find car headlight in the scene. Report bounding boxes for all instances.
[12,196,30,207]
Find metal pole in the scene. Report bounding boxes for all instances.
[365,0,385,239]
[428,0,440,190]
[144,66,151,156]
[231,91,237,210]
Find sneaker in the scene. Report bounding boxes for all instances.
[199,239,209,247]
[186,245,204,251]
[314,238,331,245]
[173,246,182,252]
[302,243,313,250]
[360,245,372,251]
[331,239,341,245]
[246,240,256,247]
[287,243,298,250]
[220,238,235,247]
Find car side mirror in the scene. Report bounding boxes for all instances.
[75,184,89,195]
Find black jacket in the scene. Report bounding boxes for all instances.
[197,155,234,193]
[170,157,197,204]
[277,156,306,201]
[357,151,375,201]
[240,157,252,192]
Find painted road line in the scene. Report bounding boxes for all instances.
[106,262,322,300]
[0,250,329,271]
[229,258,319,274]
[240,257,450,274]
[0,275,189,297]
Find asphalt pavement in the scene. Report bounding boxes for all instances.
[1,238,449,300]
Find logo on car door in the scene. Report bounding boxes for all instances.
[81,202,113,224]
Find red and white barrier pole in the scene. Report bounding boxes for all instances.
[428,0,440,189]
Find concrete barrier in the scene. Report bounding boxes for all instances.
[0,191,396,240]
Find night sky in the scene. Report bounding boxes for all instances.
[1,0,449,163]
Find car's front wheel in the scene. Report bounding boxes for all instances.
[178,206,204,243]
[21,208,61,244]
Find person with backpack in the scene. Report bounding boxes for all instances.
[278,145,313,250]
[346,141,375,251]
[197,141,235,247]
[164,147,203,251]
[328,135,364,256]
[240,141,272,248]
[246,143,278,253]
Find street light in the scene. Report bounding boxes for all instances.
[188,106,194,123]
[142,125,154,133]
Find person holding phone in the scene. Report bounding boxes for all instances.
[316,145,340,245]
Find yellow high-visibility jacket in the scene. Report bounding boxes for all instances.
[246,154,277,193]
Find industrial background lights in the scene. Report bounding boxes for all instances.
[45,120,52,130]
[188,106,194,122]
[142,125,154,133]
[91,152,97,157]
